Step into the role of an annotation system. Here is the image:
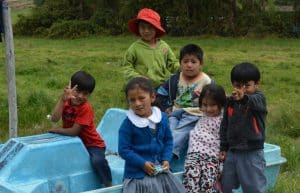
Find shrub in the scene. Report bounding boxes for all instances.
[14,10,54,36]
[14,0,91,36]
[47,20,95,39]
[90,8,125,35]
[13,0,300,38]
[33,0,46,7]
[264,12,295,37]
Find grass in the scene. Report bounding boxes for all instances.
[0,35,300,192]
[10,8,32,25]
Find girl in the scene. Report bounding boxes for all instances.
[182,83,227,193]
[118,77,186,193]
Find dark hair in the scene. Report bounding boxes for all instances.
[231,62,261,83]
[71,70,95,93]
[179,44,203,63]
[199,83,226,109]
[125,77,155,97]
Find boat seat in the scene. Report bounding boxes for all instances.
[96,108,127,185]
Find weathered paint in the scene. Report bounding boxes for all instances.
[0,134,102,193]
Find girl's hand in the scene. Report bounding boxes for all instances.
[161,161,170,171]
[62,81,77,101]
[219,151,226,161]
[143,161,154,176]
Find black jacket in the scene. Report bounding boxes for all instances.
[156,72,180,111]
[220,91,267,151]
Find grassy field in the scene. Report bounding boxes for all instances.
[0,35,299,192]
[1,4,300,191]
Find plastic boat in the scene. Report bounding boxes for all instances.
[0,108,287,193]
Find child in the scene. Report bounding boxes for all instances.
[182,83,226,193]
[118,77,186,193]
[220,62,267,193]
[157,44,212,159]
[122,8,178,87]
[49,70,112,187]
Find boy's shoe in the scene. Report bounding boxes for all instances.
[104,181,112,187]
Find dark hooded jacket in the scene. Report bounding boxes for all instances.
[220,91,267,151]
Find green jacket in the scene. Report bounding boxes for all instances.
[122,39,179,87]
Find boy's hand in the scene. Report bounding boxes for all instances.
[48,126,60,133]
[219,151,226,161]
[165,107,172,115]
[62,81,77,101]
[193,89,201,97]
[232,85,245,101]
[143,161,155,176]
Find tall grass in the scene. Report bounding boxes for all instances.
[0,36,299,192]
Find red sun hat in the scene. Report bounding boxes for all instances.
[128,8,166,38]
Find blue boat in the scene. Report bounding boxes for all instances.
[0,108,287,193]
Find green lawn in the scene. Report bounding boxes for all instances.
[0,36,299,192]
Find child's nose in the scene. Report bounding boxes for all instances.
[77,93,87,99]
[207,106,214,112]
[134,100,142,106]
[187,62,193,67]
[207,107,211,112]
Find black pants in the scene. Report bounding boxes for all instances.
[87,146,112,185]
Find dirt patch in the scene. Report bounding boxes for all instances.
[6,0,33,9]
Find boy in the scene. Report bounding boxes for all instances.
[157,44,212,159]
[220,62,267,193]
[122,8,178,87]
[49,70,112,187]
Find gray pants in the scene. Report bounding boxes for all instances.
[221,149,266,193]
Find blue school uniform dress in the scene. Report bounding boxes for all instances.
[118,107,186,193]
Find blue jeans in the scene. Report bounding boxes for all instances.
[221,149,266,193]
[169,109,200,159]
[87,147,112,186]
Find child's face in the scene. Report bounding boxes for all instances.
[180,54,203,79]
[232,80,258,95]
[138,21,156,43]
[71,89,90,106]
[127,88,156,118]
[201,97,221,117]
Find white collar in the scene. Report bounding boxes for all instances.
[127,106,162,128]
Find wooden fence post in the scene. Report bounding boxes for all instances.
[2,0,18,138]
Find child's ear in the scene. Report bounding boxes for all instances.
[255,81,260,89]
[150,93,156,103]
